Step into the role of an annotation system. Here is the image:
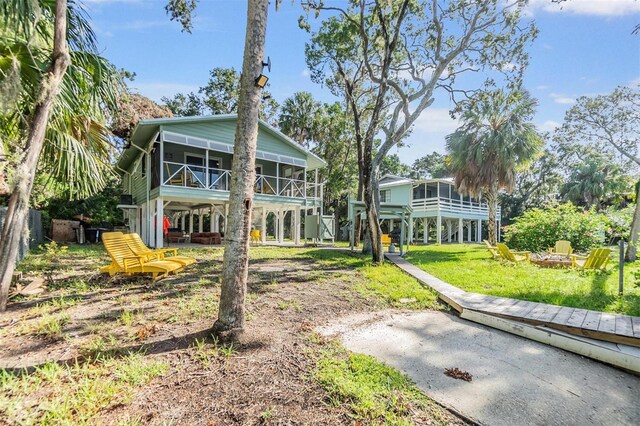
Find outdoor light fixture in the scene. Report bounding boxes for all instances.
[255,74,269,88]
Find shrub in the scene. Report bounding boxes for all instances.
[503,203,606,253]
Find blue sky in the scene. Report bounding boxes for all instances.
[86,0,640,164]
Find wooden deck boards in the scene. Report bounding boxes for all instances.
[386,253,640,346]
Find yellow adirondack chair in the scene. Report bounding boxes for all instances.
[100,232,184,279]
[548,240,573,256]
[570,248,611,270]
[250,229,261,244]
[123,233,196,267]
[381,234,392,246]
[496,243,530,262]
[484,240,499,259]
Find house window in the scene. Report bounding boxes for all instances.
[380,190,389,203]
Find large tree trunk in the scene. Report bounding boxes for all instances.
[486,183,498,246]
[213,0,268,335]
[362,152,383,263]
[626,183,640,262]
[0,0,70,312]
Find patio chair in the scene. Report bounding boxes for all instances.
[250,229,261,244]
[548,240,573,256]
[123,233,196,267]
[496,243,530,262]
[100,232,184,279]
[165,163,184,186]
[381,234,392,246]
[570,248,611,270]
[483,240,500,259]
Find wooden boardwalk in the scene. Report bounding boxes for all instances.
[386,254,640,348]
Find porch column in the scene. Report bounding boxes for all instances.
[198,209,204,233]
[477,219,482,242]
[180,212,186,232]
[189,210,194,235]
[261,208,267,243]
[141,203,148,245]
[278,210,285,243]
[213,213,220,232]
[467,220,472,242]
[436,215,442,244]
[209,206,214,232]
[408,218,414,244]
[447,220,452,243]
[458,217,463,243]
[294,207,301,245]
[498,221,501,242]
[423,218,429,244]
[155,198,164,249]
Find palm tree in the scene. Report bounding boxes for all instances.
[278,92,321,148]
[0,0,122,310]
[561,156,628,209]
[446,90,543,245]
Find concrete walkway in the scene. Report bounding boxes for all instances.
[319,310,640,426]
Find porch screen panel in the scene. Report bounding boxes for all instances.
[151,143,161,189]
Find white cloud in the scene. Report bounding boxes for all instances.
[629,77,640,87]
[549,92,575,104]
[301,69,310,78]
[528,0,640,16]
[413,108,460,134]
[538,120,561,132]
[536,85,550,90]
[130,82,200,103]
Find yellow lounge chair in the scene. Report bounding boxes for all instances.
[381,234,392,246]
[250,229,261,244]
[548,240,573,256]
[123,233,196,267]
[484,240,499,259]
[571,248,611,270]
[496,243,530,262]
[100,232,184,279]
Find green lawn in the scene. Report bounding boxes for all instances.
[403,244,640,316]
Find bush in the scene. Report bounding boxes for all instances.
[503,203,606,253]
[602,204,635,244]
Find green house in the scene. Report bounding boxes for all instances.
[349,175,502,245]
[116,114,326,248]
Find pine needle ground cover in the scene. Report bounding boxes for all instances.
[404,244,640,316]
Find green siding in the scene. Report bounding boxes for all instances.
[161,120,306,161]
[386,184,412,205]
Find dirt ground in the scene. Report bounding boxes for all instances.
[0,246,465,425]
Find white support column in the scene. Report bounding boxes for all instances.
[436,215,442,244]
[279,210,285,243]
[180,212,185,232]
[423,218,429,244]
[467,220,472,242]
[189,210,194,235]
[294,207,301,245]
[155,198,164,248]
[458,217,463,244]
[209,206,214,232]
[261,208,267,243]
[213,213,220,232]
[447,220,452,243]
[477,219,482,242]
[498,221,501,242]
[198,209,204,233]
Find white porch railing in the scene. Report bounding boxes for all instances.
[162,161,320,200]
[411,197,501,217]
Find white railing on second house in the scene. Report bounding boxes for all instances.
[411,197,501,217]
[162,161,320,200]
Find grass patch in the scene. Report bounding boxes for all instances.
[405,244,640,316]
[0,353,168,425]
[312,342,448,425]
